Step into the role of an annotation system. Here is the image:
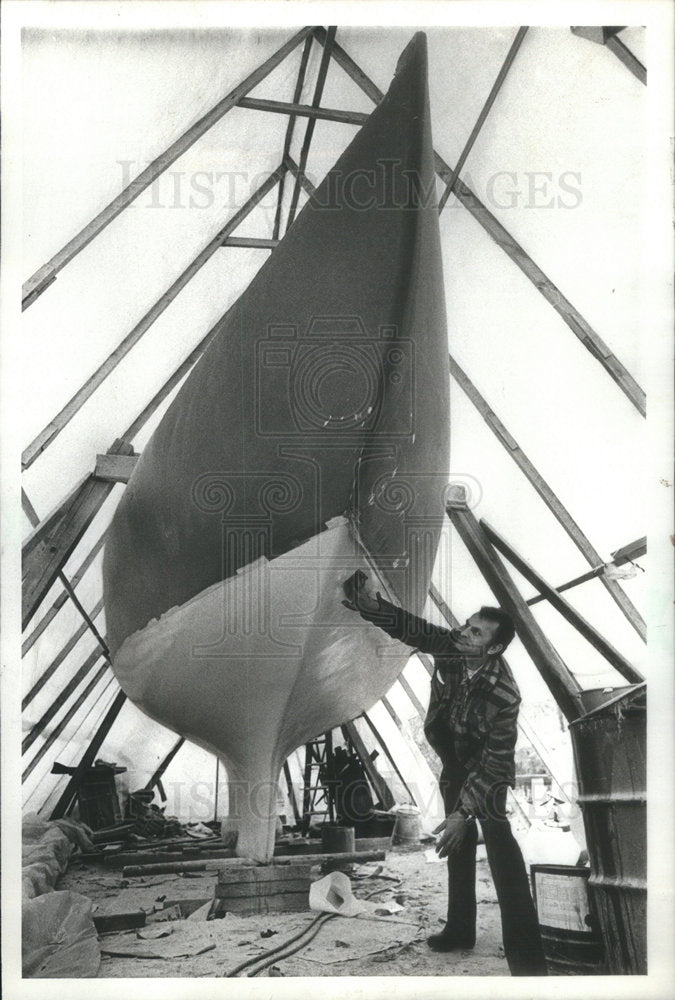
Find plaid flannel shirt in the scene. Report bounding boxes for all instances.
[357,597,520,819]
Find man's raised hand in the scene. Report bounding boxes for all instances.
[342,570,379,613]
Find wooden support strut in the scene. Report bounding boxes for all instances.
[342,720,396,810]
[312,26,646,418]
[21,26,314,309]
[144,737,185,793]
[238,96,368,126]
[22,659,111,783]
[480,519,643,684]
[361,710,417,804]
[283,761,302,825]
[605,34,647,85]
[438,26,529,212]
[22,439,134,630]
[222,237,279,250]
[22,530,108,657]
[571,27,646,86]
[286,26,337,230]
[22,597,105,710]
[49,689,127,819]
[449,355,646,642]
[446,495,586,723]
[273,34,314,241]
[526,534,646,606]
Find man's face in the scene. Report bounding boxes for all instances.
[452,613,502,661]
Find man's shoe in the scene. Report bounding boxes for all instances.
[427,930,475,952]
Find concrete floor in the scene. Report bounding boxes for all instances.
[59,843,510,977]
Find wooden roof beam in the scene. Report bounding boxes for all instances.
[21,27,314,309]
[438,26,529,212]
[23,663,113,785]
[284,154,316,197]
[22,597,104,710]
[22,530,107,657]
[286,26,337,231]
[23,646,107,756]
[273,35,314,242]
[341,720,395,810]
[313,27,646,417]
[22,481,111,665]
[571,27,646,86]
[481,518,643,684]
[449,354,646,641]
[238,96,367,127]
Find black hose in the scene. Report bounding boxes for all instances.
[222,912,335,977]
[223,881,398,977]
[247,913,337,977]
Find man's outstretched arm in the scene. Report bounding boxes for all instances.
[342,570,457,657]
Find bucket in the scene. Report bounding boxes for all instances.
[569,684,646,974]
[391,805,421,846]
[321,823,355,854]
[531,864,604,974]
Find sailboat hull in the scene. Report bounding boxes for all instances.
[103,32,450,860]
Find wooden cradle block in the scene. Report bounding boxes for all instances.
[215,863,313,914]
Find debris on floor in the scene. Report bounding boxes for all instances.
[56,843,509,977]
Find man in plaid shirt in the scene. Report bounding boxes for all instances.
[343,571,547,976]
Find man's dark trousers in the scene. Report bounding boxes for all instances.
[440,765,548,976]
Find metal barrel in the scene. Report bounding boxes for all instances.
[569,684,646,974]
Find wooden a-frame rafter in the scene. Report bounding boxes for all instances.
[480,519,643,684]
[449,356,646,640]
[273,34,314,241]
[21,27,314,310]
[286,26,337,231]
[437,26,529,212]
[312,26,645,417]
[22,166,285,472]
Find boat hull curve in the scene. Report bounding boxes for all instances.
[103,32,450,860]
